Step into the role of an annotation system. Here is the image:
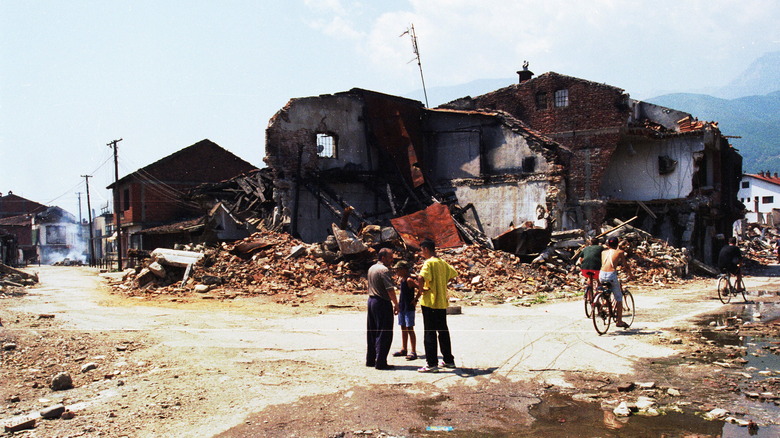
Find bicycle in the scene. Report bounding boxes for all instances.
[591,280,635,335]
[717,269,746,304]
[583,272,597,318]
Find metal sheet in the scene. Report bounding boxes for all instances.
[390,203,463,249]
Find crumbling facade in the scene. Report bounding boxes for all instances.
[264,88,569,247]
[443,71,743,263]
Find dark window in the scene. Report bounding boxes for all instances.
[46,225,66,245]
[658,155,677,175]
[741,181,749,188]
[316,133,336,158]
[123,188,130,211]
[522,156,536,173]
[554,89,569,107]
[762,196,774,204]
[535,92,547,110]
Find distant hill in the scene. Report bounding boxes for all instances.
[646,91,780,173]
[716,51,780,99]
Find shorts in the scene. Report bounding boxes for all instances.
[398,310,415,327]
[581,269,599,280]
[598,270,623,302]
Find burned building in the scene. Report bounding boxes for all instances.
[443,71,743,263]
[264,88,569,249]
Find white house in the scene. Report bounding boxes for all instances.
[737,172,780,224]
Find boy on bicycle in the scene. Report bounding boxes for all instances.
[717,237,743,290]
[599,236,633,328]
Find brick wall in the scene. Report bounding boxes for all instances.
[446,72,631,201]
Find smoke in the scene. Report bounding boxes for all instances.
[39,222,88,265]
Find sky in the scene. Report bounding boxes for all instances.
[2,0,780,219]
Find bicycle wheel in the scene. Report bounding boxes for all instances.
[584,285,594,318]
[717,276,731,304]
[735,277,747,302]
[592,293,611,335]
[621,291,635,327]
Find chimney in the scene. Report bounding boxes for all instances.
[517,60,534,83]
[775,172,778,178]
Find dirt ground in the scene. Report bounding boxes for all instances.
[1,265,779,437]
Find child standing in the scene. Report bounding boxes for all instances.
[391,260,420,361]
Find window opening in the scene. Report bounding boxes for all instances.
[123,188,130,211]
[741,181,749,188]
[762,196,774,204]
[522,156,536,173]
[554,89,569,107]
[535,92,547,110]
[316,133,336,158]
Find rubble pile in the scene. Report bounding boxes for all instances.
[52,258,84,267]
[741,225,779,267]
[0,263,38,292]
[111,218,700,305]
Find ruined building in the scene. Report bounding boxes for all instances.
[264,72,743,264]
[442,70,743,263]
[265,88,569,249]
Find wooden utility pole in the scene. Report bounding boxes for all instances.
[107,138,123,270]
[82,175,95,267]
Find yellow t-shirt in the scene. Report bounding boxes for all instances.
[419,256,458,309]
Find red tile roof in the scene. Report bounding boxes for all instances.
[746,173,780,186]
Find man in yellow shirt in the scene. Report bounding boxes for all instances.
[416,239,458,373]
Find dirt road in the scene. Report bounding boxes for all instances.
[1,266,779,437]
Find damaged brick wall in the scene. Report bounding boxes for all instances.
[442,72,631,205]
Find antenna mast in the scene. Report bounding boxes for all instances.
[401,24,429,107]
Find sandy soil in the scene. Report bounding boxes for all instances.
[1,265,779,437]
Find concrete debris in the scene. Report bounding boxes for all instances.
[110,212,723,304]
[0,263,38,288]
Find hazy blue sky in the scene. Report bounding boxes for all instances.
[2,0,779,218]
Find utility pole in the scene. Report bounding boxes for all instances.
[81,175,95,267]
[107,138,123,270]
[401,24,429,107]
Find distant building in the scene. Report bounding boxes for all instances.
[107,139,257,259]
[0,191,47,219]
[737,172,780,224]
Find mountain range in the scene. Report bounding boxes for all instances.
[411,51,780,174]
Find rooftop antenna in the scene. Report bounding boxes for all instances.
[400,24,429,107]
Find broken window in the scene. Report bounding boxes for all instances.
[316,133,337,158]
[554,89,569,107]
[762,196,774,204]
[658,155,678,175]
[522,156,536,173]
[741,181,749,188]
[535,92,547,110]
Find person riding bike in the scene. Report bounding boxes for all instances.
[717,237,744,290]
[598,236,633,328]
[578,237,603,297]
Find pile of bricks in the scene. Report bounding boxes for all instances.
[113,222,699,305]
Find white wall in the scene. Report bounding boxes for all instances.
[600,136,703,201]
[736,176,780,223]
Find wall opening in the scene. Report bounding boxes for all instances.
[316,133,337,158]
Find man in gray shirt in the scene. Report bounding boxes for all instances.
[366,247,399,370]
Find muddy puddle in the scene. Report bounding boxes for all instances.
[221,383,780,437]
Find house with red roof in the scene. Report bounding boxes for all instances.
[737,171,780,224]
